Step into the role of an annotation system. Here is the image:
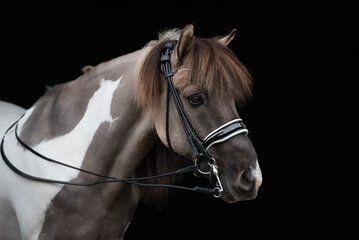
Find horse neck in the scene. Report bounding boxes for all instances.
[18,49,159,179]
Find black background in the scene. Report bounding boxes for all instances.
[1,6,357,239]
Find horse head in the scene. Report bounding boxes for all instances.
[137,24,262,202]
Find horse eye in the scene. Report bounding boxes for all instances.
[187,94,204,106]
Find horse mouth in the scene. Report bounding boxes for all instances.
[220,161,263,203]
[220,177,260,203]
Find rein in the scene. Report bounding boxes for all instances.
[1,118,216,195]
[1,40,249,198]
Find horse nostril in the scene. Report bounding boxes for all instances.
[239,171,255,191]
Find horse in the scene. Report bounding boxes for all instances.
[0,24,262,240]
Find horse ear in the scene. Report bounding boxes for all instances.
[217,28,237,46]
[175,24,194,61]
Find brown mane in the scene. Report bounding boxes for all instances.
[136,29,253,112]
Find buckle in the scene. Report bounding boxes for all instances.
[162,40,177,50]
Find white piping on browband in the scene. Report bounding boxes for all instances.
[203,119,243,142]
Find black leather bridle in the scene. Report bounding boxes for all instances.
[0,40,249,198]
[160,40,249,197]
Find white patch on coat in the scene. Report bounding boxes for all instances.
[0,101,25,240]
[0,77,121,239]
[254,161,263,190]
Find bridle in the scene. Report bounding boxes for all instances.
[0,40,249,198]
[160,40,248,197]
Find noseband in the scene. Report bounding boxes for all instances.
[160,40,248,197]
[1,40,249,198]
